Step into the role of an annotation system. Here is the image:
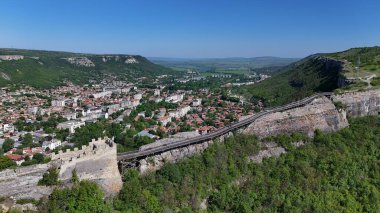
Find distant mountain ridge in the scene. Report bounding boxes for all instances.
[0,48,174,88]
[149,56,299,72]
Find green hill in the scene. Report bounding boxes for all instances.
[0,48,175,88]
[242,46,380,107]
[327,46,380,72]
[242,55,342,106]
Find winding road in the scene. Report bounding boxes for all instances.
[117,92,332,161]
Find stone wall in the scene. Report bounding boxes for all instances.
[332,89,380,117]
[0,137,122,199]
[242,97,348,138]
[55,137,122,196]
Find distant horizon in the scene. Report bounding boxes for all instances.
[3,46,380,60]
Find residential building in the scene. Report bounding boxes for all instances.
[42,139,62,151]
[57,120,85,133]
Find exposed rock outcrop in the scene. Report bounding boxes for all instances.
[242,97,348,138]
[333,89,380,117]
[0,164,53,199]
[139,140,215,174]
[249,142,286,163]
[125,56,139,64]
[64,57,95,67]
[0,55,24,61]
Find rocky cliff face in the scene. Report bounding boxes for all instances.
[138,132,234,174]
[242,97,348,138]
[64,57,95,67]
[139,140,214,174]
[0,164,53,199]
[333,89,380,117]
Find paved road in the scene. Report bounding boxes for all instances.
[117,92,332,161]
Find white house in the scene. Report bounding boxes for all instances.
[178,106,191,117]
[157,115,172,126]
[3,123,14,133]
[134,93,143,100]
[57,120,85,133]
[51,99,66,107]
[42,139,62,151]
[92,91,112,99]
[192,99,202,107]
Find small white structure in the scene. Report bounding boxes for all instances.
[165,94,184,103]
[134,93,143,100]
[92,91,112,99]
[57,120,85,133]
[42,139,62,151]
[3,123,14,133]
[192,99,202,107]
[51,99,66,107]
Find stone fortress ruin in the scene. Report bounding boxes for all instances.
[0,136,122,199]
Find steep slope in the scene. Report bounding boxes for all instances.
[243,55,343,106]
[0,48,175,88]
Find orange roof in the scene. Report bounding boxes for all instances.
[157,115,171,121]
[6,154,24,161]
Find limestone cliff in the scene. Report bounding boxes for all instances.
[242,97,348,138]
[0,164,52,199]
[333,89,380,117]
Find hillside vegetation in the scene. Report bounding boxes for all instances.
[242,46,380,107]
[327,46,380,72]
[113,116,380,212]
[242,55,342,106]
[0,48,174,88]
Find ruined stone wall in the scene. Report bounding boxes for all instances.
[55,137,122,196]
[332,89,380,117]
[242,97,348,138]
[0,137,122,199]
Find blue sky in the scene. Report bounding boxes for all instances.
[0,0,379,58]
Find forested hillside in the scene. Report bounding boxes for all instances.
[0,49,175,88]
[111,116,380,212]
[242,46,380,107]
[242,55,342,106]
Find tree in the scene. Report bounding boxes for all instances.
[38,166,60,186]
[0,156,16,171]
[45,180,111,212]
[33,153,44,163]
[22,133,33,147]
[71,168,79,185]
[2,138,15,152]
